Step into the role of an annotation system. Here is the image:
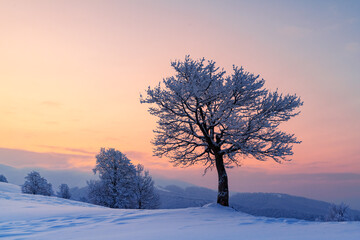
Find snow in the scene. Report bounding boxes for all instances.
[1,183,360,239]
[0,182,20,193]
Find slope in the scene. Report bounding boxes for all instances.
[1,182,360,240]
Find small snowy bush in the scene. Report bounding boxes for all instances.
[22,171,53,196]
[57,183,71,199]
[0,174,8,183]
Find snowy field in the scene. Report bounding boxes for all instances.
[1,182,360,240]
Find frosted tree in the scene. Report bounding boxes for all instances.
[326,203,350,222]
[133,164,160,209]
[22,171,53,196]
[141,56,302,206]
[87,179,107,206]
[57,183,71,199]
[0,174,8,183]
[88,148,136,208]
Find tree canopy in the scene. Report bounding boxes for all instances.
[141,56,302,206]
[22,171,53,196]
[88,148,159,209]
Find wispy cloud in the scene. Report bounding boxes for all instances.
[0,148,94,170]
[125,151,171,168]
[41,101,61,108]
[44,121,59,125]
[37,145,97,156]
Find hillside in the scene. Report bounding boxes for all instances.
[67,183,360,221]
[1,182,360,240]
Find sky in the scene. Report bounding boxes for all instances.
[0,0,359,206]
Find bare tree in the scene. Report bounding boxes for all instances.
[141,56,302,206]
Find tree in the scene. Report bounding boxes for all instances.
[141,56,302,206]
[0,174,8,183]
[326,203,350,222]
[22,171,53,196]
[88,148,136,208]
[57,183,71,199]
[87,179,107,206]
[133,164,160,209]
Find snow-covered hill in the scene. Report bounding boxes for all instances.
[1,182,360,240]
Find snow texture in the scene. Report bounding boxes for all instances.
[1,182,359,240]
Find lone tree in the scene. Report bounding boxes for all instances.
[141,56,302,206]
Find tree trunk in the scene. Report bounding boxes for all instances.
[215,153,229,206]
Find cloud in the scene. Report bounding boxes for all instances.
[0,148,171,171]
[37,145,97,156]
[44,121,59,125]
[124,151,171,168]
[41,101,61,108]
[102,137,123,142]
[0,148,94,170]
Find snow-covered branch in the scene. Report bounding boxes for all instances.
[141,56,303,168]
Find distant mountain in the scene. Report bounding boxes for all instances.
[0,163,97,188]
[230,192,360,221]
[155,185,360,221]
[156,185,216,209]
[0,163,194,190]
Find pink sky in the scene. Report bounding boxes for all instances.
[0,1,359,201]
